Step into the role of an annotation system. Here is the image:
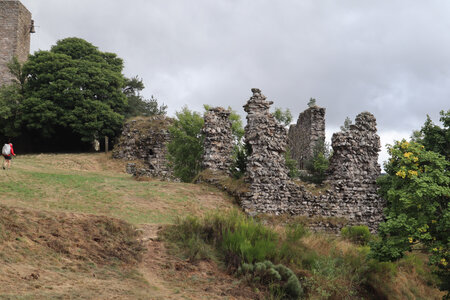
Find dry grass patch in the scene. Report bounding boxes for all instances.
[0,205,149,299]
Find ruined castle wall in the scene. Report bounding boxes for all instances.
[323,112,384,228]
[112,116,175,180]
[288,106,325,169]
[236,90,384,231]
[0,0,32,87]
[241,88,292,214]
[202,107,233,173]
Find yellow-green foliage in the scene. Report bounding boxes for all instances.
[373,139,449,294]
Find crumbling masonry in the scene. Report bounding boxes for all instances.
[201,89,385,231]
[112,116,175,180]
[241,88,292,213]
[288,106,326,169]
[114,89,385,231]
[201,107,233,173]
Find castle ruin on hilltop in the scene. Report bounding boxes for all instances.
[113,90,385,231]
[0,0,34,87]
[201,89,385,231]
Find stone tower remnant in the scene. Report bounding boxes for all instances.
[202,107,234,173]
[288,105,326,169]
[112,116,175,180]
[0,0,33,87]
[242,88,292,213]
[325,112,384,227]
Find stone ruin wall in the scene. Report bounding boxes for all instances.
[324,112,384,228]
[201,89,385,232]
[0,0,32,87]
[112,89,385,231]
[242,89,293,214]
[201,107,233,173]
[288,106,325,169]
[112,116,175,180]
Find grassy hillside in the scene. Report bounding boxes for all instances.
[0,153,236,224]
[0,153,445,299]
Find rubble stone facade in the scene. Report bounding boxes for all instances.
[288,106,326,169]
[324,112,384,227]
[241,88,292,214]
[112,116,175,180]
[0,0,32,87]
[202,107,234,173]
[200,89,385,232]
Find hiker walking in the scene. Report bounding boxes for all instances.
[2,141,16,170]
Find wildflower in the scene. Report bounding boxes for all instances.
[433,248,438,252]
[412,156,419,162]
[401,141,409,149]
[408,237,413,243]
[441,258,447,266]
[396,170,406,178]
[404,152,413,158]
[408,170,418,177]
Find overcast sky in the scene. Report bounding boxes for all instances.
[21,0,449,166]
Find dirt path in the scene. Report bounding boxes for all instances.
[138,224,179,299]
[137,224,260,300]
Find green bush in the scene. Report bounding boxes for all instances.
[167,107,204,182]
[162,216,215,262]
[285,150,300,178]
[229,142,249,179]
[238,260,304,299]
[300,140,331,184]
[341,225,372,245]
[221,217,278,267]
[164,210,279,267]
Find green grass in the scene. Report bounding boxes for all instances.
[0,154,235,225]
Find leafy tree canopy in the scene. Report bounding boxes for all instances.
[371,139,450,293]
[273,107,293,127]
[167,107,204,182]
[416,110,450,161]
[21,38,127,143]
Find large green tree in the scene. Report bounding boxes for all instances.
[20,38,127,143]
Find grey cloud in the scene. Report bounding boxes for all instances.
[23,0,449,134]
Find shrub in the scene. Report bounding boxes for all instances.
[221,217,278,267]
[238,260,304,299]
[162,216,214,262]
[300,140,331,184]
[285,150,300,178]
[230,142,249,179]
[341,225,372,245]
[167,106,204,182]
